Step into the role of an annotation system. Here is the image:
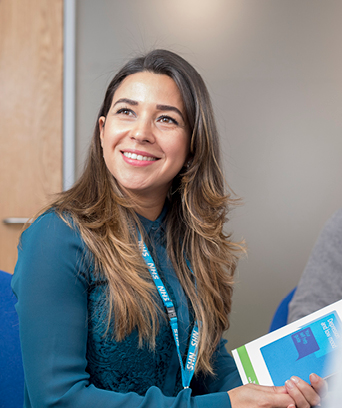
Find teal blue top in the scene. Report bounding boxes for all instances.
[12,209,241,407]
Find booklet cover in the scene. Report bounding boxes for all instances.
[232,299,342,386]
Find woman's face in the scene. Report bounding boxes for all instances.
[99,71,190,201]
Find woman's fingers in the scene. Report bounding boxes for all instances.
[285,376,321,407]
[228,383,295,407]
[227,376,326,408]
[310,373,328,398]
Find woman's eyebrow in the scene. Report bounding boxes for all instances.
[112,99,185,121]
[156,104,184,121]
[113,98,138,107]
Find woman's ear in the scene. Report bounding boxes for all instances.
[99,116,106,147]
[185,154,193,168]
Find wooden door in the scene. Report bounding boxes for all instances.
[0,0,63,273]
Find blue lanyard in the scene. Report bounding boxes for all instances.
[138,232,199,389]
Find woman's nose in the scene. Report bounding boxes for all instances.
[130,118,155,143]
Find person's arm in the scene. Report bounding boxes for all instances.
[288,208,342,323]
[11,212,229,408]
[191,338,241,395]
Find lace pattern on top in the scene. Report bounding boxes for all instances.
[85,273,183,396]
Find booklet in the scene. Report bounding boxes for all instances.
[232,299,342,386]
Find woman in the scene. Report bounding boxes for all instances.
[12,49,325,407]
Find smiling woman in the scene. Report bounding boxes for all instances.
[11,49,325,408]
[99,72,190,219]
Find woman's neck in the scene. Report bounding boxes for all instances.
[119,184,169,221]
[134,201,164,221]
[131,194,166,221]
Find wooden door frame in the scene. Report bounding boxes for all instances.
[0,0,67,273]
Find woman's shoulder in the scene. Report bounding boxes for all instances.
[22,209,78,240]
[13,209,94,308]
[19,209,88,260]
[14,209,93,290]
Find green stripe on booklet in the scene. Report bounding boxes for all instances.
[237,346,259,384]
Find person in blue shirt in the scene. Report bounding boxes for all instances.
[12,49,325,407]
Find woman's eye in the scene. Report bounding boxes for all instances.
[158,116,178,125]
[117,108,134,116]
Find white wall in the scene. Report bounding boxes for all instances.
[75,0,342,352]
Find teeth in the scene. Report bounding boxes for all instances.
[123,152,156,161]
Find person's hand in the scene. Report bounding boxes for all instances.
[284,373,328,408]
[228,374,328,408]
[228,383,295,407]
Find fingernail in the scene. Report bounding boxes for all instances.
[286,380,294,389]
[310,373,318,382]
[291,376,299,384]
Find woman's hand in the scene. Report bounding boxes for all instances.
[284,373,328,408]
[228,374,328,408]
[228,383,295,407]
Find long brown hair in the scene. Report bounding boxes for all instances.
[50,49,244,374]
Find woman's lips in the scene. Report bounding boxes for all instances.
[122,151,157,162]
[121,150,160,167]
